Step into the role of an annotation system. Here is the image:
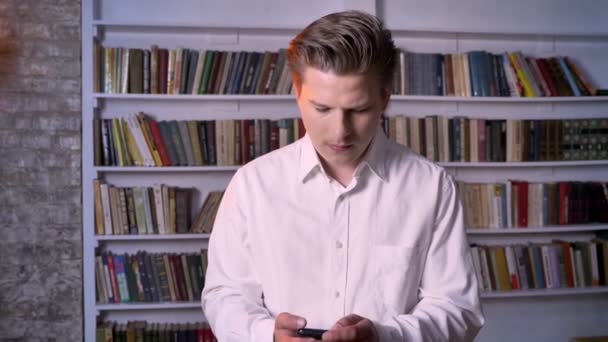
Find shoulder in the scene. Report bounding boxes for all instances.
[383,139,453,189]
[233,138,302,185]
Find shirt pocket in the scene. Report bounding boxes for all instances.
[371,244,421,317]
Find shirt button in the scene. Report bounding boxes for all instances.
[335,241,343,249]
[334,291,340,298]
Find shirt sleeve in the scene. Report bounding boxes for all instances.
[374,171,485,342]
[201,171,275,342]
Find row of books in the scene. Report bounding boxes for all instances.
[96,113,608,167]
[457,181,608,229]
[382,116,608,162]
[93,113,306,167]
[471,239,608,292]
[93,179,223,235]
[391,50,598,97]
[93,42,600,98]
[96,250,207,304]
[97,321,216,342]
[93,44,294,95]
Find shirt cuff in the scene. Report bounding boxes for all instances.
[252,317,275,342]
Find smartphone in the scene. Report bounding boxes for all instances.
[296,328,327,340]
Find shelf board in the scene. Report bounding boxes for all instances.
[93,93,608,103]
[96,302,201,311]
[92,20,301,34]
[391,95,608,103]
[388,27,608,39]
[94,166,240,172]
[93,93,293,101]
[96,233,210,241]
[467,224,608,234]
[439,160,608,168]
[481,286,608,298]
[92,20,608,39]
[94,161,608,172]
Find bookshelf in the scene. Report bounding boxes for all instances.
[82,0,608,341]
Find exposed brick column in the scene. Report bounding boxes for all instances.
[0,1,82,340]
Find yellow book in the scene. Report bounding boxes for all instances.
[181,254,194,301]
[167,49,176,95]
[168,186,176,234]
[187,120,203,166]
[494,246,512,291]
[111,118,126,166]
[93,179,105,235]
[163,254,177,301]
[121,118,143,166]
[508,52,535,97]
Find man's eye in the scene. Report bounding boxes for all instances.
[315,107,330,113]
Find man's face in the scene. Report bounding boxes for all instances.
[295,67,390,175]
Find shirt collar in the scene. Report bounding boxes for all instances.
[298,128,388,183]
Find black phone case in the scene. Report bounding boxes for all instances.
[296,328,327,339]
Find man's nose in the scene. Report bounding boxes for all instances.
[334,111,353,137]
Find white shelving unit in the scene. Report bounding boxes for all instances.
[82,0,608,341]
[481,286,608,299]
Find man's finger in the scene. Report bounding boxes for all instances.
[275,312,307,330]
[330,314,363,329]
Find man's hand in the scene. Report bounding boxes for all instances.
[321,314,378,342]
[274,312,317,342]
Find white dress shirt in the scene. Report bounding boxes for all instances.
[201,129,485,342]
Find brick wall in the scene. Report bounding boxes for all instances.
[0,1,82,340]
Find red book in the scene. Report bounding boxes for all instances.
[515,181,528,227]
[558,182,570,225]
[196,327,204,342]
[478,119,486,162]
[167,254,182,301]
[553,239,575,287]
[157,49,169,94]
[536,58,558,97]
[213,51,230,94]
[106,253,120,303]
[270,120,279,151]
[207,51,224,94]
[171,254,188,301]
[263,52,279,94]
[146,118,171,166]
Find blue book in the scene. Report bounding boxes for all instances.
[435,54,444,95]
[114,254,131,302]
[500,183,508,228]
[136,251,152,302]
[557,56,581,96]
[248,52,265,94]
[531,245,546,288]
[229,51,247,94]
[453,117,461,161]
[225,51,242,94]
[468,51,485,97]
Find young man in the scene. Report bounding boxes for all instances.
[202,10,484,341]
